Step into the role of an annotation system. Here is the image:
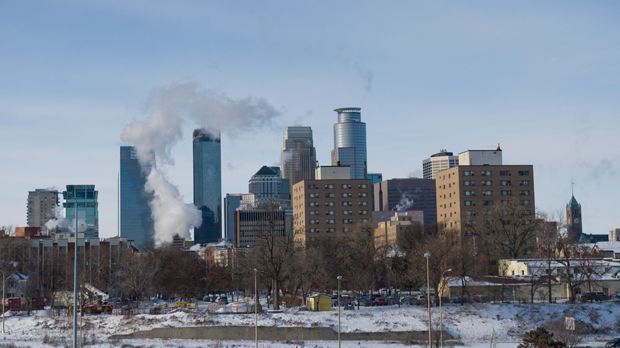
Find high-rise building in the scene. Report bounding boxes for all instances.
[63,185,99,239]
[224,193,242,244]
[27,189,58,229]
[566,194,583,242]
[281,126,316,190]
[458,146,503,166]
[435,165,535,235]
[235,206,291,248]
[374,178,437,226]
[248,166,290,206]
[193,128,222,244]
[609,227,620,242]
[423,150,459,179]
[331,107,367,179]
[292,178,372,249]
[120,146,154,250]
[367,172,383,210]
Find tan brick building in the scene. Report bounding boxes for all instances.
[373,212,422,251]
[292,179,372,248]
[436,165,535,236]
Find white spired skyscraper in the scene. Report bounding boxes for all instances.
[331,107,367,179]
[281,126,316,190]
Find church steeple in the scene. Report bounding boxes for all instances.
[566,185,582,242]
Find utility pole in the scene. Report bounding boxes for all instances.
[424,251,432,348]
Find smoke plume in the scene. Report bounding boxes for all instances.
[121,82,280,246]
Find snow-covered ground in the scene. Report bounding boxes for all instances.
[1,302,618,346]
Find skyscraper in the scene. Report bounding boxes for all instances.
[63,185,99,239]
[422,150,459,179]
[224,193,242,244]
[281,126,316,191]
[27,189,58,229]
[120,146,154,250]
[248,166,290,206]
[374,178,437,226]
[566,194,583,242]
[331,107,367,179]
[193,128,222,244]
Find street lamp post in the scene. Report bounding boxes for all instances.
[337,275,343,348]
[439,268,452,348]
[253,268,258,348]
[424,251,432,348]
[1,271,5,336]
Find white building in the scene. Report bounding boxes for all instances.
[609,227,620,242]
[422,150,459,179]
[315,165,351,180]
[458,146,503,166]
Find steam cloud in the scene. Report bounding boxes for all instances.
[122,82,280,247]
[395,192,416,212]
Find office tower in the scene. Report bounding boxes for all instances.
[367,172,383,210]
[458,146,503,166]
[120,146,154,250]
[423,150,459,179]
[292,177,372,249]
[374,178,437,226]
[331,107,367,179]
[235,206,290,248]
[193,128,222,244]
[63,185,99,239]
[248,166,290,206]
[435,165,535,235]
[609,227,620,242]
[27,189,59,229]
[224,193,242,244]
[281,126,316,190]
[566,194,583,242]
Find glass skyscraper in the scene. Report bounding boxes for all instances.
[331,107,367,179]
[224,193,242,244]
[63,184,99,239]
[193,128,222,244]
[281,126,316,191]
[119,146,154,250]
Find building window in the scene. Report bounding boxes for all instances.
[519,180,530,186]
[343,210,353,215]
[324,201,334,207]
[357,184,368,189]
[481,170,492,176]
[464,191,474,196]
[482,190,493,196]
[326,219,335,224]
[324,184,335,189]
[464,200,473,206]
[483,200,493,206]
[309,201,319,207]
[325,210,335,215]
[518,170,530,176]
[464,171,474,176]
[481,180,492,186]
[325,193,335,198]
[519,190,530,196]
[358,192,368,198]
[310,193,319,198]
[499,170,511,176]
[308,184,319,189]
[309,228,320,233]
[341,184,352,189]
[464,180,474,186]
[358,201,368,206]
[520,200,530,206]
[342,201,352,207]
[500,180,511,186]
[359,210,368,215]
[343,219,353,224]
[342,192,352,198]
[326,228,335,233]
[500,190,512,196]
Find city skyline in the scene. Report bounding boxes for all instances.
[1,1,619,238]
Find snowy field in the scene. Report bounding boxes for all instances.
[1,302,618,347]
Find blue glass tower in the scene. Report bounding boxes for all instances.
[63,185,99,239]
[331,107,367,179]
[193,128,222,244]
[119,146,154,250]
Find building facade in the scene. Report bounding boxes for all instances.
[193,128,222,244]
[373,178,437,226]
[458,147,503,166]
[331,107,367,179]
[235,206,290,248]
[566,194,583,242]
[373,212,423,251]
[248,166,290,206]
[281,126,316,190]
[27,189,59,229]
[423,150,458,179]
[120,146,154,250]
[63,185,99,239]
[292,178,372,248]
[435,165,535,235]
[224,193,242,244]
[610,227,620,242]
[315,166,351,180]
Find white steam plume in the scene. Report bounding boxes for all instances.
[121,82,280,247]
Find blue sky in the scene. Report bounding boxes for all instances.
[1,1,618,237]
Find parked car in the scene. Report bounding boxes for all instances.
[605,338,620,347]
[578,291,608,302]
[372,297,388,306]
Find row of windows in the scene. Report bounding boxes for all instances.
[464,190,530,197]
[308,183,369,190]
[308,210,369,216]
[463,170,530,177]
[463,199,530,206]
[463,180,530,187]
